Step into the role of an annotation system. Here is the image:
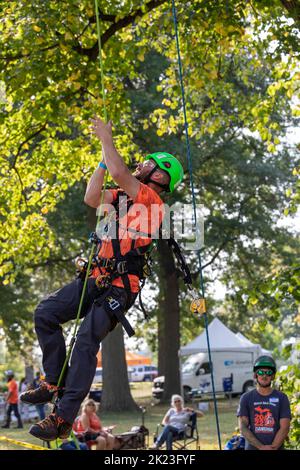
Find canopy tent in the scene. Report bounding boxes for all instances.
[236,332,271,355]
[180,318,262,356]
[236,332,255,346]
[97,349,151,367]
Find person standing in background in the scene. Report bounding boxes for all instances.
[1,370,23,429]
[237,356,291,450]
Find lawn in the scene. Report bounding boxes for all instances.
[0,383,239,450]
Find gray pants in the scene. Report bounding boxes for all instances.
[34,278,134,423]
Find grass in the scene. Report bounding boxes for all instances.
[0,383,239,450]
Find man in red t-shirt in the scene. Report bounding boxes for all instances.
[21,117,184,442]
[1,370,23,429]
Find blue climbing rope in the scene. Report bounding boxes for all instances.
[171,0,222,450]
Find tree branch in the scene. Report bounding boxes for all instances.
[201,190,256,270]
[202,236,238,270]
[73,0,168,60]
[11,165,29,210]
[11,124,47,169]
[89,9,117,23]
[29,253,85,270]
[0,44,59,63]
[280,0,300,22]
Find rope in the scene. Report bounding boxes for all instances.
[170,0,222,450]
[56,0,109,391]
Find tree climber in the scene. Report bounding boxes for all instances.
[20,117,184,441]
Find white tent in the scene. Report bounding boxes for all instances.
[180,318,262,356]
[236,332,255,346]
[236,332,271,355]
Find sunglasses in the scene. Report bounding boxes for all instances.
[256,369,274,376]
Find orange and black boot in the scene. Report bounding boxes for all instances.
[20,381,62,405]
[29,412,72,441]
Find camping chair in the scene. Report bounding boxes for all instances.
[153,412,200,450]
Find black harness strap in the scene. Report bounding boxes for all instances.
[93,286,135,337]
[104,293,135,337]
[102,190,154,335]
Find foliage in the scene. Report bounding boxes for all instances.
[275,359,300,449]
[0,0,300,353]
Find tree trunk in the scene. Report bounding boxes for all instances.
[157,303,166,377]
[25,364,34,384]
[101,324,139,411]
[157,240,181,402]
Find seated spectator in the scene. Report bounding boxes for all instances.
[153,394,204,450]
[75,398,115,450]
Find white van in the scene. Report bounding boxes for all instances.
[92,367,133,384]
[152,350,258,400]
[130,365,158,382]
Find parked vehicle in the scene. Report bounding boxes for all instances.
[92,367,133,385]
[152,350,260,401]
[130,365,158,382]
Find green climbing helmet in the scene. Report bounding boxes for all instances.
[253,356,276,373]
[145,152,184,192]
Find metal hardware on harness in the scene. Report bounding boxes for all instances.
[106,296,121,311]
[116,261,127,274]
[190,289,206,315]
[75,257,94,278]
[75,257,87,272]
[89,232,101,245]
[95,273,111,289]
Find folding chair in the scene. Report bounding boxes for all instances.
[153,412,200,450]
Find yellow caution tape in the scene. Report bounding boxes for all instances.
[0,435,49,451]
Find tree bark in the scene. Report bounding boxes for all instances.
[101,324,139,412]
[25,364,34,384]
[157,302,166,377]
[157,240,181,402]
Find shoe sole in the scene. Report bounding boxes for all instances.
[29,426,70,442]
[20,392,57,405]
[20,398,52,405]
[29,426,56,442]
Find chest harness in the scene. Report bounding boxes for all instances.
[76,190,195,337]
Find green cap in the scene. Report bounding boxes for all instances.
[145,152,184,192]
[253,356,276,373]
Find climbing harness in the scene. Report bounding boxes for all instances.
[74,186,194,333]
[75,188,157,333]
[171,0,222,450]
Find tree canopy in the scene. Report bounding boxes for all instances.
[0,0,299,362]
